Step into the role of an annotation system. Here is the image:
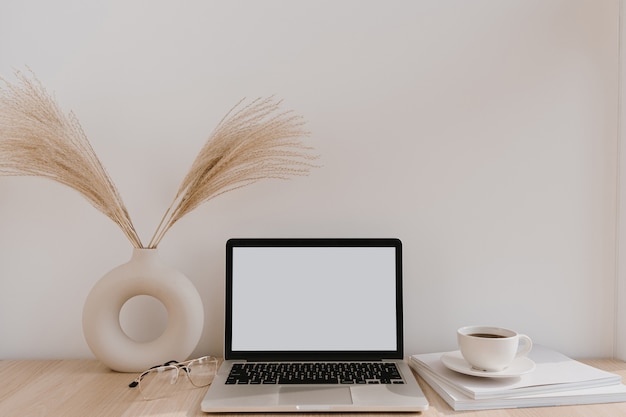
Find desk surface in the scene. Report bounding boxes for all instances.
[1,358,626,417]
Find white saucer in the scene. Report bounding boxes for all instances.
[441,351,536,378]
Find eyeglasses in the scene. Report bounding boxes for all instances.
[129,356,218,400]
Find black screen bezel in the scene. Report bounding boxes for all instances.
[224,238,403,361]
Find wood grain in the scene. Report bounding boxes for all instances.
[1,358,625,417]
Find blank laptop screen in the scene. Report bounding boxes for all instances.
[225,239,403,360]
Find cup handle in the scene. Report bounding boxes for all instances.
[515,334,533,358]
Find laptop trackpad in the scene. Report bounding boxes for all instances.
[279,386,352,406]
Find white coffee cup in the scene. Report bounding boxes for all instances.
[457,325,532,372]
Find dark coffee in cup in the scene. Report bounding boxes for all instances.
[468,333,506,338]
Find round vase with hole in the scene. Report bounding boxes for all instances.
[82,248,204,373]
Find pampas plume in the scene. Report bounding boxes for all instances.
[0,70,143,248]
[147,97,318,248]
[0,70,318,249]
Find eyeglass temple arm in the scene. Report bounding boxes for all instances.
[128,360,179,388]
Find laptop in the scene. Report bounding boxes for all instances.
[201,238,428,413]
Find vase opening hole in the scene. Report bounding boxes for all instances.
[119,295,169,343]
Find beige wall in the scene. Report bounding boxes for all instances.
[0,0,619,359]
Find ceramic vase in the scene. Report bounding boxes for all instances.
[82,248,204,372]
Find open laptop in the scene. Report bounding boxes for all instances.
[201,238,428,413]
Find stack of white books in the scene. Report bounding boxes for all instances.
[409,345,626,411]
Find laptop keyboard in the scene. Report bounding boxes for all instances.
[225,362,405,385]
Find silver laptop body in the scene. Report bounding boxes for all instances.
[201,238,428,413]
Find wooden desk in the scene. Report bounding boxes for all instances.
[1,358,626,417]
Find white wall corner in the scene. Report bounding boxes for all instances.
[617,0,626,361]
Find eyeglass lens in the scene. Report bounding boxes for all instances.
[186,357,218,387]
[139,366,180,400]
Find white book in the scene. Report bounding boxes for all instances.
[416,364,626,411]
[410,345,622,400]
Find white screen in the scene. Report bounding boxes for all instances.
[231,246,398,351]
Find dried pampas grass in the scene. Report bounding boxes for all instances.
[0,71,318,249]
[0,70,143,247]
[148,97,317,248]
